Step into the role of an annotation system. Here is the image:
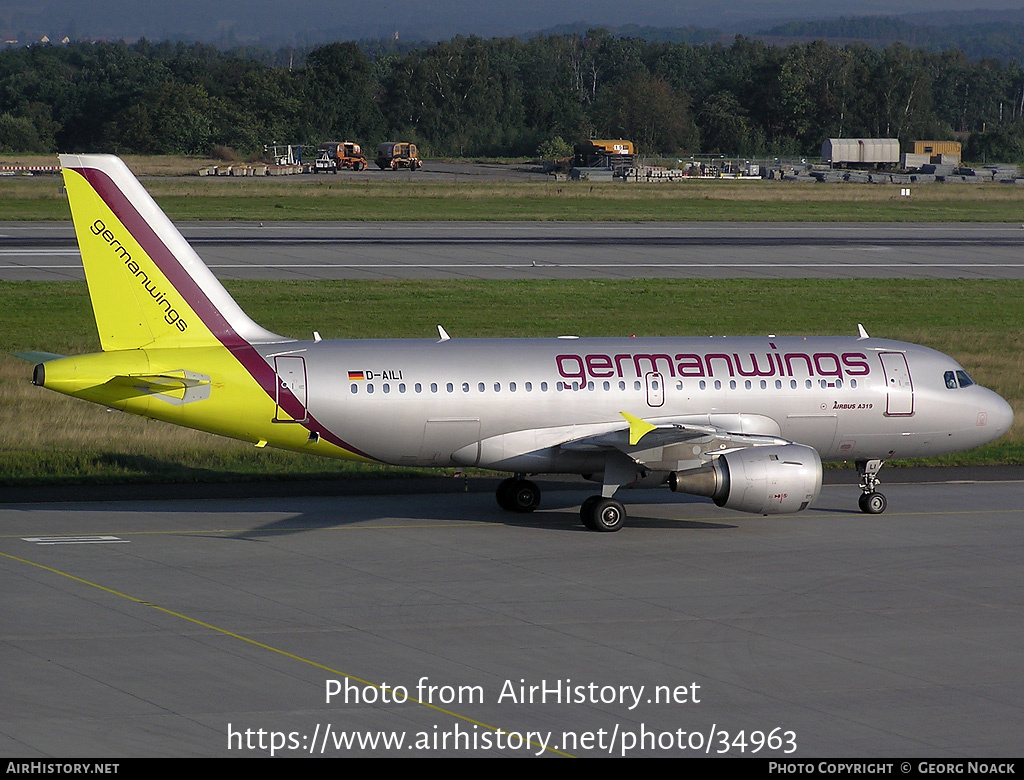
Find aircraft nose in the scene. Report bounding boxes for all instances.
[987,392,1014,439]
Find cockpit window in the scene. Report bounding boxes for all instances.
[945,370,975,389]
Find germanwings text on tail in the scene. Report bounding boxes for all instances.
[20,155,1013,531]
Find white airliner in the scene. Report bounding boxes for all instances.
[21,155,1014,531]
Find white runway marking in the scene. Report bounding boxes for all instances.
[23,535,129,545]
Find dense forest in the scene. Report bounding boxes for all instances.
[760,14,1024,64]
[3,32,1024,161]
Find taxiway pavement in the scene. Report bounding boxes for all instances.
[2,476,1022,757]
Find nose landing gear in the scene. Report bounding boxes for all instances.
[856,459,887,514]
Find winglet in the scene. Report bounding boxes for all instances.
[620,411,657,446]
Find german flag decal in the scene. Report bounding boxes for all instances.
[348,370,365,381]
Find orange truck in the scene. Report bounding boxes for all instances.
[375,142,422,170]
[314,141,368,172]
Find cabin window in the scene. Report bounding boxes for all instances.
[446,383,454,393]
[383,383,390,393]
[850,379,857,389]
[619,381,626,391]
[462,382,470,393]
[541,382,548,391]
[714,380,722,390]
[760,380,767,389]
[350,384,357,394]
[603,381,611,391]
[478,382,485,393]
[399,383,407,393]
[525,382,532,392]
[699,380,706,390]
[509,382,517,392]
[634,381,642,391]
[367,384,375,394]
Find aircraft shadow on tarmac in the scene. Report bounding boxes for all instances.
[220,490,742,541]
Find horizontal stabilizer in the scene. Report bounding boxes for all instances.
[104,370,212,404]
[12,351,66,363]
[113,372,211,390]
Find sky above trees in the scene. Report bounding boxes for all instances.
[5,1,1024,45]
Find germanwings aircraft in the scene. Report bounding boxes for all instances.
[23,155,1014,531]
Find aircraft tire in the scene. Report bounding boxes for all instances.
[858,492,887,514]
[497,478,540,513]
[587,497,626,532]
[496,478,517,511]
[580,495,601,529]
[508,479,540,513]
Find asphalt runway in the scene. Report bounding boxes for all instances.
[2,475,1022,757]
[3,221,1024,280]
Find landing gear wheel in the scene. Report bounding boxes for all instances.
[496,477,540,513]
[496,478,517,511]
[582,497,626,532]
[580,495,601,530]
[858,492,887,514]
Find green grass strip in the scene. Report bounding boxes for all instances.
[1,279,1020,485]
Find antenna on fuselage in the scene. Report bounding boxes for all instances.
[437,325,451,342]
[857,324,870,340]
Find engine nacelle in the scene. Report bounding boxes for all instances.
[669,444,822,515]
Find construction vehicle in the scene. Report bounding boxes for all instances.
[375,142,422,171]
[314,141,368,172]
[574,140,635,174]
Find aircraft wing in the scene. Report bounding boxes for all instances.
[560,411,790,473]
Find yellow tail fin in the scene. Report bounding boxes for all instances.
[60,154,282,351]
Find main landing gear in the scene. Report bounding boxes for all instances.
[495,475,541,513]
[579,495,626,532]
[856,459,887,514]
[494,472,629,532]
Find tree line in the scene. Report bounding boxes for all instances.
[3,32,1024,162]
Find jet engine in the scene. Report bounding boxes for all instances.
[669,444,822,515]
